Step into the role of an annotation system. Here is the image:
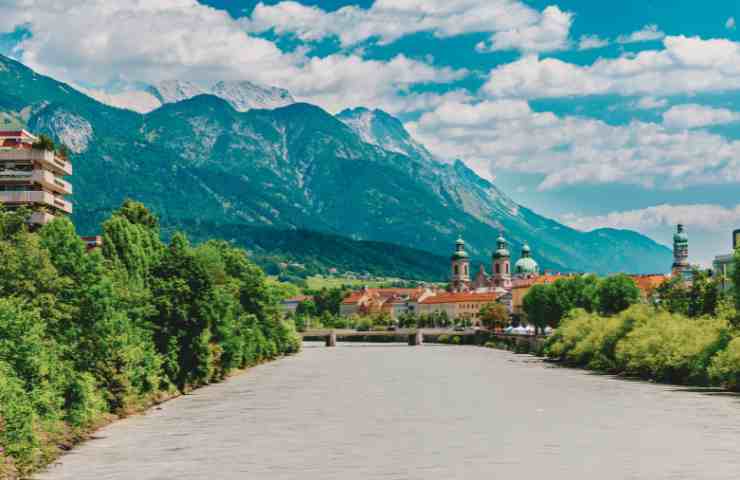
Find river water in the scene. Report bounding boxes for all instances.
[37,343,740,480]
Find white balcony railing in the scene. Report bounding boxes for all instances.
[29,211,57,225]
[0,190,73,214]
[31,170,73,195]
[0,149,73,176]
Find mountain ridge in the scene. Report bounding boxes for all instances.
[0,53,673,276]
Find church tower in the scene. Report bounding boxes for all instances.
[492,233,512,288]
[450,237,470,292]
[672,224,690,278]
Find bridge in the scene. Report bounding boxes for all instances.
[300,328,477,346]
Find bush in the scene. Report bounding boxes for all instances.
[709,337,740,391]
[616,313,731,385]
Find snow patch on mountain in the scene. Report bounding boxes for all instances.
[211,81,294,112]
[82,80,296,114]
[147,80,207,105]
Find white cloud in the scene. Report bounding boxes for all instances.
[662,104,740,129]
[617,24,665,44]
[483,36,740,99]
[727,17,736,30]
[245,1,571,53]
[479,6,573,53]
[632,96,668,110]
[561,204,740,233]
[1,0,466,115]
[578,34,609,51]
[406,99,740,191]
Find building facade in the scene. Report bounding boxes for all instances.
[713,229,739,291]
[0,130,73,225]
[417,292,499,325]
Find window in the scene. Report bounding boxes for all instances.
[495,264,500,274]
[454,265,459,275]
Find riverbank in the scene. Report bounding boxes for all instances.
[543,305,740,391]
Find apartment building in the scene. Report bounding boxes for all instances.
[0,130,73,225]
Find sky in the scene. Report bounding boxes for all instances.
[1,0,740,265]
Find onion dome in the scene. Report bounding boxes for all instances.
[493,233,510,259]
[515,243,539,274]
[451,237,469,260]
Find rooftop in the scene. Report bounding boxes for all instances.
[420,292,498,305]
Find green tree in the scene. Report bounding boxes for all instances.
[733,247,740,314]
[523,284,554,334]
[596,274,640,316]
[479,302,510,330]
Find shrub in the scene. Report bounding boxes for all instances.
[709,337,740,391]
[615,313,731,385]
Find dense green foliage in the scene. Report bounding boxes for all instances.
[654,270,723,318]
[178,222,450,281]
[0,202,300,478]
[546,299,740,389]
[522,274,637,332]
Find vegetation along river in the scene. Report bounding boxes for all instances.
[37,343,740,480]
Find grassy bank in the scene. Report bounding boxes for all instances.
[0,202,301,479]
[544,305,740,389]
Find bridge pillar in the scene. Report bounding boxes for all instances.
[408,330,424,346]
[325,331,337,347]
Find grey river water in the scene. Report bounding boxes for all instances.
[37,343,740,480]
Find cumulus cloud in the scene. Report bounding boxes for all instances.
[478,6,573,53]
[483,36,740,99]
[245,0,571,53]
[662,104,740,129]
[727,17,736,30]
[578,34,609,51]
[1,0,467,115]
[616,24,665,44]
[561,204,740,233]
[633,96,668,110]
[406,99,740,191]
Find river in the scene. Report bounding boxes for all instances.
[37,343,740,480]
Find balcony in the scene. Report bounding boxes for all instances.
[0,190,73,214]
[0,149,73,176]
[31,170,73,195]
[29,211,57,225]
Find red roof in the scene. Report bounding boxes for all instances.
[420,292,498,305]
[629,275,668,295]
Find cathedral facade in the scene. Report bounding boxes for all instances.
[449,235,540,294]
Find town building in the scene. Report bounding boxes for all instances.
[280,295,314,315]
[713,229,739,291]
[510,274,563,318]
[339,287,435,319]
[0,130,73,225]
[417,291,499,325]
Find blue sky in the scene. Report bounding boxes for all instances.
[2,0,740,264]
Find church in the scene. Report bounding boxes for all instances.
[449,235,540,294]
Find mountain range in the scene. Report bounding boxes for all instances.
[0,54,672,277]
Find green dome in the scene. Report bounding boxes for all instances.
[451,237,469,260]
[494,248,510,259]
[515,257,539,274]
[451,250,469,260]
